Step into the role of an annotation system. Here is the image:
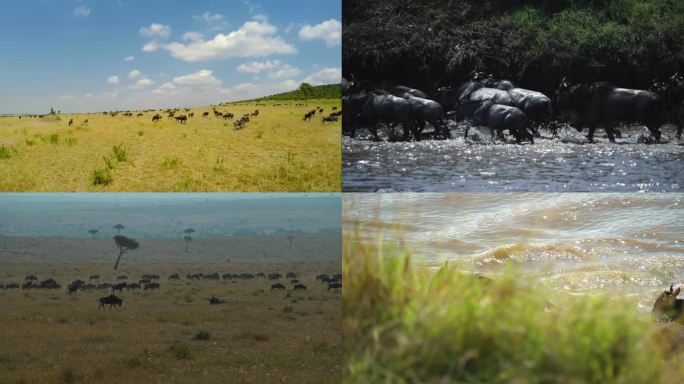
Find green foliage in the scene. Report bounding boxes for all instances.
[0,145,12,159]
[162,156,181,169]
[112,144,127,162]
[167,343,192,360]
[48,133,59,144]
[241,84,341,102]
[91,168,112,185]
[343,230,680,383]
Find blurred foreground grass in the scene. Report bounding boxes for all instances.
[343,231,684,383]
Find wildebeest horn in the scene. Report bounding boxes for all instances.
[670,284,674,293]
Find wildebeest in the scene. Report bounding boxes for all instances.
[435,82,514,112]
[555,79,664,143]
[251,109,259,117]
[202,111,210,117]
[112,282,127,293]
[68,118,73,126]
[99,294,123,309]
[403,93,450,139]
[126,283,140,290]
[304,110,315,121]
[293,284,307,291]
[25,275,37,282]
[268,273,282,280]
[316,274,330,282]
[39,278,60,289]
[144,282,160,290]
[389,84,428,99]
[152,114,162,122]
[270,283,286,291]
[651,72,684,139]
[321,115,338,123]
[652,284,683,323]
[328,282,342,291]
[360,92,419,141]
[83,119,89,127]
[286,272,297,279]
[478,76,552,133]
[209,296,223,305]
[175,115,188,124]
[168,273,180,280]
[458,100,534,144]
[5,283,19,289]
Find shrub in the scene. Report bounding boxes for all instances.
[112,144,127,162]
[91,168,112,185]
[0,145,11,159]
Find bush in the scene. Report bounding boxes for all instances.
[112,144,127,162]
[0,145,11,159]
[91,168,112,185]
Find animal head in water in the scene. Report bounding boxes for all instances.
[652,284,682,321]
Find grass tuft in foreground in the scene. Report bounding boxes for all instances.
[343,232,684,383]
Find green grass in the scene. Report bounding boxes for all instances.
[112,144,127,162]
[343,232,684,383]
[0,145,11,159]
[91,168,112,185]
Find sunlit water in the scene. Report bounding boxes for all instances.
[344,193,684,310]
[343,123,684,192]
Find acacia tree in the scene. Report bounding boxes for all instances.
[88,229,98,239]
[114,224,125,234]
[183,228,195,252]
[113,235,140,270]
[299,83,313,105]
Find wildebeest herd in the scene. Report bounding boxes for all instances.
[1,270,341,309]
[343,71,684,143]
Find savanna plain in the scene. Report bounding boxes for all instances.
[0,98,341,192]
[0,235,341,384]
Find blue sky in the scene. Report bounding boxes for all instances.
[0,0,341,113]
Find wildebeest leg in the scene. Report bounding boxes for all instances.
[586,125,596,142]
[464,126,470,139]
[406,120,420,142]
[646,124,662,143]
[605,125,616,143]
[678,125,683,140]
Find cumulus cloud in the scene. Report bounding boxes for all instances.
[268,65,301,79]
[173,69,222,87]
[194,12,229,30]
[159,82,176,90]
[237,60,282,74]
[129,78,154,90]
[128,70,141,79]
[107,75,120,85]
[142,42,159,52]
[139,23,172,38]
[124,56,134,62]
[162,19,296,62]
[302,67,341,85]
[182,31,204,42]
[298,19,341,47]
[73,6,90,17]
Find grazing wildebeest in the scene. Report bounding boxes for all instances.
[202,111,209,117]
[144,282,160,290]
[293,284,307,291]
[99,294,123,309]
[457,100,533,143]
[83,119,89,127]
[268,273,282,280]
[304,111,315,121]
[360,92,419,141]
[39,279,60,289]
[652,284,683,323]
[256,272,266,279]
[316,274,330,282]
[321,115,338,123]
[68,118,73,126]
[328,282,342,291]
[402,93,450,139]
[175,115,187,124]
[555,79,664,143]
[286,272,297,279]
[270,283,286,291]
[209,296,223,305]
[112,282,127,293]
[152,114,162,122]
[126,283,140,290]
[252,109,259,116]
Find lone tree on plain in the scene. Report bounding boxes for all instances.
[113,235,140,270]
[184,236,192,252]
[299,83,313,105]
[183,228,195,252]
[286,235,295,250]
[88,229,98,239]
[114,224,125,234]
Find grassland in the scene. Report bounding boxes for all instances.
[0,259,341,384]
[343,232,684,383]
[0,98,340,191]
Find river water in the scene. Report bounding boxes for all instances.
[343,193,684,310]
[343,123,684,192]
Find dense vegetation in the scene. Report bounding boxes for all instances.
[245,84,341,102]
[343,230,684,383]
[343,0,684,94]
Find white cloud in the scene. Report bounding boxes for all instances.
[182,31,204,42]
[142,42,159,52]
[302,67,341,85]
[128,70,141,79]
[173,69,222,87]
[237,60,282,74]
[162,19,297,62]
[194,12,229,30]
[268,65,301,79]
[73,6,90,17]
[298,19,341,47]
[159,82,176,90]
[228,80,299,100]
[107,75,120,85]
[130,78,154,90]
[139,23,172,38]
[124,56,134,62]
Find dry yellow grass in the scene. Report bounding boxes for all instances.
[0,99,341,191]
[0,260,341,384]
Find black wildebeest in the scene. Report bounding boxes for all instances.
[271,283,286,291]
[360,92,419,141]
[435,82,514,112]
[403,93,450,139]
[293,284,307,291]
[458,100,534,144]
[321,115,338,123]
[175,115,188,124]
[152,114,162,122]
[478,76,552,134]
[389,84,428,99]
[68,118,73,127]
[112,282,127,293]
[126,283,140,290]
[99,294,123,309]
[286,272,297,279]
[555,79,664,143]
[209,296,223,305]
[202,111,210,117]
[328,282,342,291]
[83,119,89,127]
[652,284,683,323]
[144,282,160,290]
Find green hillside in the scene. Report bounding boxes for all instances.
[239,84,341,103]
